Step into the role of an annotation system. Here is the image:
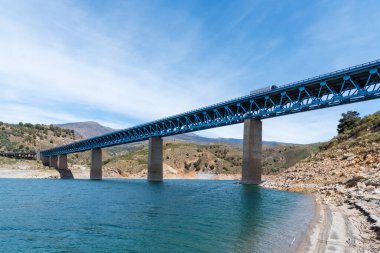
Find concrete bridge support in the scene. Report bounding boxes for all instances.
[241,118,262,184]
[58,154,68,170]
[36,151,41,161]
[49,155,58,169]
[42,156,49,166]
[90,148,102,180]
[148,136,163,182]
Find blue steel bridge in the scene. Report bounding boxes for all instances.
[40,59,380,183]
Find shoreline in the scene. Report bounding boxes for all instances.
[262,182,380,253]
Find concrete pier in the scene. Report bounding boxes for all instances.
[241,118,262,184]
[148,137,163,182]
[36,151,41,161]
[49,155,58,169]
[42,156,49,166]
[90,148,102,180]
[58,154,68,170]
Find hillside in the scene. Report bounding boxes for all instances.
[102,141,319,178]
[0,122,78,152]
[0,120,317,176]
[263,111,380,250]
[264,111,379,188]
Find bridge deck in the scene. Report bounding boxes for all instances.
[42,59,380,156]
[0,151,37,160]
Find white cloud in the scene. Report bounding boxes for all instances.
[0,104,85,124]
[0,0,379,144]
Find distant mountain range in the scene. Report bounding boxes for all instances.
[56,122,114,139]
[56,121,286,147]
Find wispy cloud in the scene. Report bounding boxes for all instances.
[0,0,379,144]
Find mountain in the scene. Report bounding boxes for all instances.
[165,133,284,147]
[55,121,115,138]
[57,121,285,147]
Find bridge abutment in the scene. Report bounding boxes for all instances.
[90,148,102,180]
[49,155,58,169]
[241,118,262,185]
[58,154,68,170]
[148,136,163,182]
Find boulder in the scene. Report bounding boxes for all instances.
[345,176,364,188]
[343,153,355,160]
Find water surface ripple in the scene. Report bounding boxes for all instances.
[0,179,314,252]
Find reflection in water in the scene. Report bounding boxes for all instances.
[238,185,264,252]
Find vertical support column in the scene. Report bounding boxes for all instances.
[90,148,102,180]
[36,151,41,161]
[242,118,262,185]
[148,136,163,182]
[58,154,68,170]
[42,156,49,166]
[49,155,58,169]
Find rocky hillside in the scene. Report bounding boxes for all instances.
[264,111,379,188]
[0,122,78,152]
[263,110,380,244]
[0,120,317,175]
[102,140,318,178]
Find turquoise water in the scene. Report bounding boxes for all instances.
[0,179,314,252]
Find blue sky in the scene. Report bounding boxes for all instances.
[0,0,379,143]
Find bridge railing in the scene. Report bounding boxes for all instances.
[0,151,37,160]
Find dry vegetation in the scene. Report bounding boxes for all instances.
[102,141,319,177]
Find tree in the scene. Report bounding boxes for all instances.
[337,111,360,134]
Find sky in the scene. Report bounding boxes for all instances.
[0,0,379,144]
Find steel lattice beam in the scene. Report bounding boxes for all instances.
[41,59,380,156]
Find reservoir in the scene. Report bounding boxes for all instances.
[0,179,314,252]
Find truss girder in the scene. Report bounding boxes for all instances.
[41,60,380,156]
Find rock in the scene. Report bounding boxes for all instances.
[345,176,364,188]
[366,185,375,192]
[364,179,380,187]
[343,153,355,160]
[357,182,366,189]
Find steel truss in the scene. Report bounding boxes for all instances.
[42,59,380,156]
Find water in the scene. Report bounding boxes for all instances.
[0,179,315,252]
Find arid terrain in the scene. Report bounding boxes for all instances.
[263,111,380,252]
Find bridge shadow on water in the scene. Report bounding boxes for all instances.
[56,169,74,179]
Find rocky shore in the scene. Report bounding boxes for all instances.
[262,150,380,252]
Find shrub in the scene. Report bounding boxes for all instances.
[337,111,360,134]
[184,162,191,170]
[193,158,202,171]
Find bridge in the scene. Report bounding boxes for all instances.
[0,151,37,160]
[40,59,380,184]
